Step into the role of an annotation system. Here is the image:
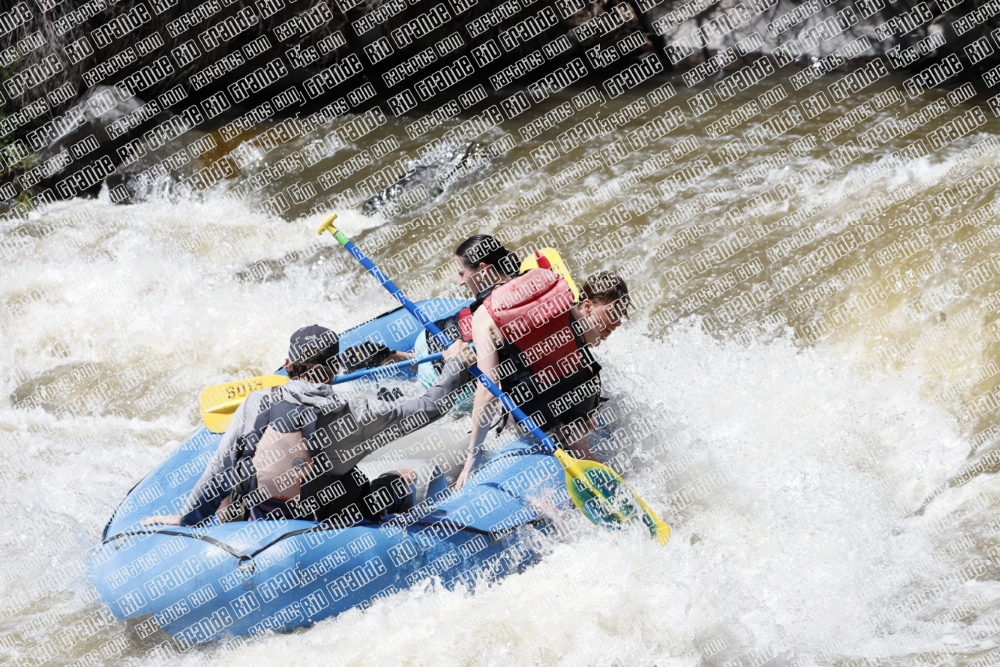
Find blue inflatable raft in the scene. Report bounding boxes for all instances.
[90,299,573,644]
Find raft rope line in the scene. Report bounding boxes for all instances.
[104,529,252,560]
[101,516,545,572]
[338,302,407,333]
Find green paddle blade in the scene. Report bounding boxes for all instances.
[554,449,671,545]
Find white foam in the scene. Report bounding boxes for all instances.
[4,127,1000,663]
[195,322,980,665]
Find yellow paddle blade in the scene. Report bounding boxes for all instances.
[520,248,580,301]
[198,375,288,433]
[553,448,671,545]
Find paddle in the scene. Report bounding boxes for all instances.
[200,249,574,433]
[199,374,288,434]
[198,351,448,433]
[318,213,670,545]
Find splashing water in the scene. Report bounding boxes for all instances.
[6,77,1000,664]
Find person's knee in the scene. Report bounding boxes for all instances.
[395,467,417,486]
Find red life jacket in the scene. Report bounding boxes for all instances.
[485,269,583,386]
[483,269,601,433]
[455,307,473,341]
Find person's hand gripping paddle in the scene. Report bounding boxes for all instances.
[318,213,670,545]
[197,351,450,434]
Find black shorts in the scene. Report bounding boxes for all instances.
[248,467,415,523]
[302,467,414,523]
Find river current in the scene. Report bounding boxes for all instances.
[5,72,1000,664]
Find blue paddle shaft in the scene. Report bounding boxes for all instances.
[337,238,558,453]
[332,351,444,384]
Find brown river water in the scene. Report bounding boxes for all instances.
[5,71,1000,664]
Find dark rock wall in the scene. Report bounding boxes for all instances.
[0,0,988,208]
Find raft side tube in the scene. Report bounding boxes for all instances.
[91,437,568,642]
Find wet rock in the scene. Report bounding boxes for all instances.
[650,0,882,66]
[36,86,148,165]
[362,141,495,217]
[28,86,171,202]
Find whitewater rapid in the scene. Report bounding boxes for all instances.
[6,77,1000,664]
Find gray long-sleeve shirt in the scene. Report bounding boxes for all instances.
[179,358,468,526]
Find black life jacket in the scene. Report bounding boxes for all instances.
[483,269,602,436]
[338,341,395,373]
[227,391,375,523]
